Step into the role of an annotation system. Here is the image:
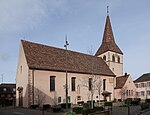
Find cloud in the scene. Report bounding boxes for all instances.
[0,0,68,34]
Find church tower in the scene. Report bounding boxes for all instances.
[95,15,123,77]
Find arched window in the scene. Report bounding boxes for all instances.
[103,55,106,61]
[118,56,120,63]
[112,54,115,62]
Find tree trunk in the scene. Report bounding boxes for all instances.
[91,94,93,109]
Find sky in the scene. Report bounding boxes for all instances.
[0,0,150,83]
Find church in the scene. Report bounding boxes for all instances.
[16,13,136,108]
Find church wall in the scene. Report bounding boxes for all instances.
[32,70,115,106]
[16,42,29,107]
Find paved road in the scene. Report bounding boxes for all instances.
[0,107,68,115]
[141,110,150,115]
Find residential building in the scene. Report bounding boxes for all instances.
[114,74,136,100]
[0,83,16,106]
[134,73,150,100]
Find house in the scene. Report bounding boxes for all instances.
[114,74,136,100]
[16,13,133,108]
[0,83,16,106]
[134,73,150,100]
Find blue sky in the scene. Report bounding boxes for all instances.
[0,0,150,83]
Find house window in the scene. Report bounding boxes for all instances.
[118,56,120,63]
[50,76,56,91]
[141,83,145,87]
[147,91,150,96]
[3,88,7,92]
[129,90,130,96]
[147,82,150,87]
[103,55,106,61]
[71,77,76,91]
[135,84,138,88]
[58,97,61,103]
[126,90,128,96]
[89,78,92,91]
[141,91,145,96]
[112,54,115,62]
[103,79,106,90]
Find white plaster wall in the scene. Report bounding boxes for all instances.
[98,51,123,77]
[135,82,150,100]
[114,76,136,100]
[33,70,115,106]
[16,42,29,107]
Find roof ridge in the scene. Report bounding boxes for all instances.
[21,39,101,59]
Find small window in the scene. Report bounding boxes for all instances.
[3,88,7,92]
[77,96,81,100]
[141,91,145,96]
[20,66,22,73]
[103,55,106,61]
[58,97,61,103]
[71,77,76,91]
[118,56,120,63]
[50,76,56,91]
[112,54,115,62]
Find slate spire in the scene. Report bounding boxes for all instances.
[95,15,123,56]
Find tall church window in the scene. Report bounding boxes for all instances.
[103,79,106,90]
[89,78,92,91]
[118,56,120,63]
[112,54,115,62]
[103,55,106,61]
[71,77,76,91]
[50,76,56,91]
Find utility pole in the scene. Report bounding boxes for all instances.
[64,35,69,109]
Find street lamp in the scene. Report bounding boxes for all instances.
[64,35,69,109]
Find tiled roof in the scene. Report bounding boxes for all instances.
[22,40,115,77]
[115,75,129,89]
[134,73,150,83]
[95,16,123,56]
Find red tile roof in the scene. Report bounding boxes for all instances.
[115,75,129,89]
[95,16,123,56]
[22,40,115,77]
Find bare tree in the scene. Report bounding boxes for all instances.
[96,77,102,106]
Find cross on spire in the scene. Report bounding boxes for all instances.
[107,6,109,15]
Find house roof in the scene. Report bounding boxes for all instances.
[0,83,16,94]
[95,16,123,56]
[134,73,150,83]
[22,40,115,77]
[115,75,129,89]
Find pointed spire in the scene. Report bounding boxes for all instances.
[95,16,123,56]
